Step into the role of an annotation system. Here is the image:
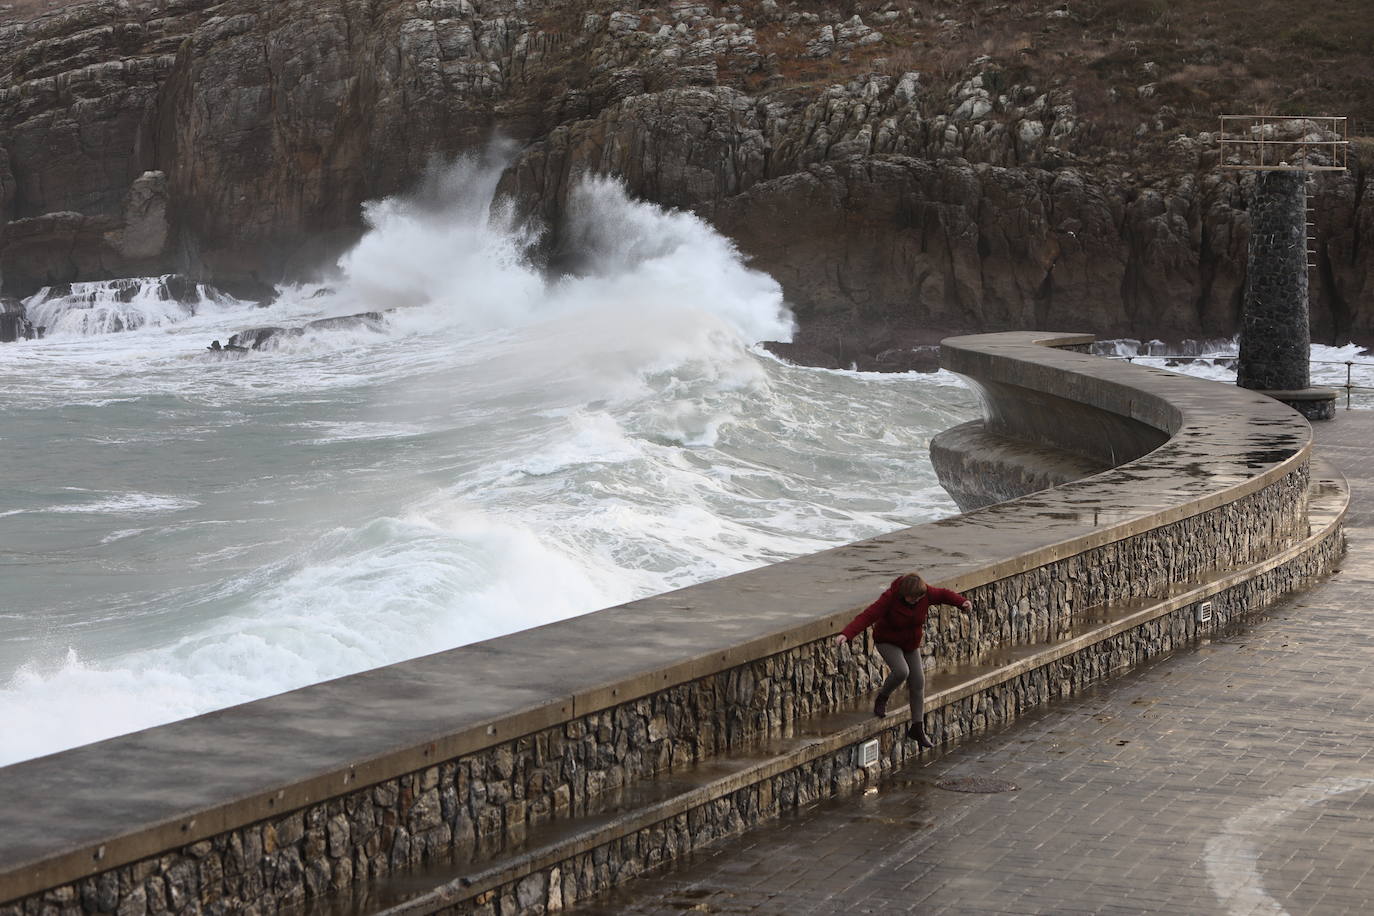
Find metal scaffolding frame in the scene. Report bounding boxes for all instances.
[1218,115,1349,172]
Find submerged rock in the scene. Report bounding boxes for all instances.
[0,297,40,343]
[304,312,386,332]
[226,312,386,350]
[226,327,291,350]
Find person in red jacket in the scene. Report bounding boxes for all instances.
[834,573,972,749]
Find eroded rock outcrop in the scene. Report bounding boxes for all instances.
[0,295,38,341]
[1,0,1370,357]
[503,87,1366,349]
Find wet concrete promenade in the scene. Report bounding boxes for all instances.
[573,412,1374,915]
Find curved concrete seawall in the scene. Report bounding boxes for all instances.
[0,332,1345,916]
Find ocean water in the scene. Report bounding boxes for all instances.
[1092,338,1374,408]
[0,161,976,766]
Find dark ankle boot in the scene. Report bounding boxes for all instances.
[873,693,889,718]
[907,721,935,749]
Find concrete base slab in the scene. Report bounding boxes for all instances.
[1251,387,1339,421]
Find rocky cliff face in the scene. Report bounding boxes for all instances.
[2,0,1371,358]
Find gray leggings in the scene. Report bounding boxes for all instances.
[877,642,925,719]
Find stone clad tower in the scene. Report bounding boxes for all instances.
[1220,115,1348,421]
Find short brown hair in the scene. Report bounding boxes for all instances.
[898,573,927,601]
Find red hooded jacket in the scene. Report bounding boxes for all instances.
[840,577,967,652]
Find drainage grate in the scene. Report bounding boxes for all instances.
[1197,601,1214,623]
[935,777,1020,794]
[859,738,880,768]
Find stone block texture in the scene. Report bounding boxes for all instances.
[1239,170,1312,393]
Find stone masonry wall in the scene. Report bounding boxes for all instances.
[929,419,1113,513]
[923,463,1309,664]
[462,518,1344,915]
[0,460,1317,916]
[1238,170,1311,393]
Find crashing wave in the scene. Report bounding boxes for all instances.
[22,275,233,337]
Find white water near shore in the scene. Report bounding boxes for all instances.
[0,160,975,765]
[1093,338,1374,408]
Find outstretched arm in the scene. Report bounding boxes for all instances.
[928,586,973,613]
[835,586,896,645]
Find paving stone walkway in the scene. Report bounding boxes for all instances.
[573,412,1374,915]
